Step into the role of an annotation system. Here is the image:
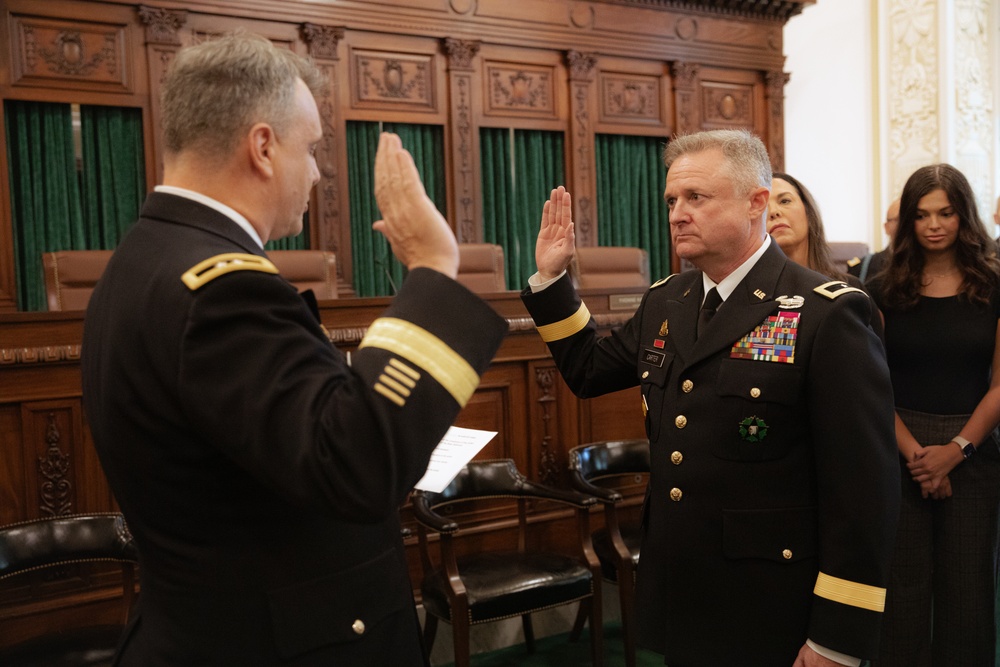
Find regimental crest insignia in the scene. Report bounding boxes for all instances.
[739,416,769,442]
[659,319,669,336]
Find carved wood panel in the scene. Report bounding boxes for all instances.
[599,72,661,125]
[10,14,131,93]
[350,49,436,112]
[483,61,556,118]
[701,81,754,128]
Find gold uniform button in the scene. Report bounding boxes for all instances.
[782,549,793,560]
[671,451,683,465]
[750,387,761,398]
[675,415,687,428]
[352,619,366,635]
[670,487,683,501]
[642,371,649,379]
[682,379,694,393]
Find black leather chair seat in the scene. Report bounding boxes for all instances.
[592,523,641,581]
[422,550,592,623]
[0,625,123,667]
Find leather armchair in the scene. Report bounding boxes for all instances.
[42,250,114,311]
[0,513,139,666]
[574,246,650,290]
[568,439,650,667]
[456,243,507,292]
[411,459,604,667]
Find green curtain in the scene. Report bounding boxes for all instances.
[79,105,146,249]
[346,121,446,297]
[4,101,146,311]
[481,128,565,289]
[5,100,83,311]
[595,134,670,281]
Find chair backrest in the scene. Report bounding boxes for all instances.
[42,250,114,311]
[456,243,507,292]
[0,513,138,579]
[268,250,338,300]
[575,246,650,290]
[569,439,650,483]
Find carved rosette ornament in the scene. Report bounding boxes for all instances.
[534,367,560,486]
[301,24,344,61]
[137,6,187,46]
[38,413,72,517]
[443,38,480,71]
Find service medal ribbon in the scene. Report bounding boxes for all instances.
[730,311,800,364]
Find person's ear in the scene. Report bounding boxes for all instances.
[748,186,769,220]
[248,122,276,179]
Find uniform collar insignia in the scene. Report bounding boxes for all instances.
[753,289,766,300]
[776,295,805,309]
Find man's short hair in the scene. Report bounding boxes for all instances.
[663,129,772,196]
[161,32,324,159]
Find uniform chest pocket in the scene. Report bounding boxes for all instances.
[639,351,673,442]
[712,359,804,461]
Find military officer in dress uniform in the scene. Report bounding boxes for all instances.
[522,130,899,666]
[82,34,507,666]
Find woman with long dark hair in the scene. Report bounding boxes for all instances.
[768,172,849,281]
[869,163,1000,666]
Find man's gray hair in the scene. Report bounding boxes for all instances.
[161,32,325,158]
[663,129,772,195]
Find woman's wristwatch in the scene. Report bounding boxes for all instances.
[953,436,975,459]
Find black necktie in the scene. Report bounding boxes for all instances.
[697,287,722,339]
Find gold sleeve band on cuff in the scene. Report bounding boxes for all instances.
[813,572,886,612]
[535,302,592,342]
[359,317,479,407]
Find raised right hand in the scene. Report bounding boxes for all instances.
[535,186,576,281]
[373,132,459,279]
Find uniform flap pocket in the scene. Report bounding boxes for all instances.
[268,547,408,659]
[639,350,673,387]
[723,507,818,563]
[717,359,802,405]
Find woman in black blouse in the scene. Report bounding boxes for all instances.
[869,164,1000,666]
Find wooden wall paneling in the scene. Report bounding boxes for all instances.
[137,4,186,187]
[452,362,527,464]
[444,37,481,243]
[765,69,791,172]
[301,23,350,292]
[566,50,598,248]
[696,66,767,139]
[476,43,567,133]
[593,55,673,137]
[20,400,85,518]
[671,60,701,137]
[0,404,27,524]
[339,30,448,124]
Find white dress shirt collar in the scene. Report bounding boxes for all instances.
[701,234,771,304]
[154,185,264,249]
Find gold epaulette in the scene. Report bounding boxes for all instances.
[813,280,864,300]
[181,253,279,291]
[650,274,676,290]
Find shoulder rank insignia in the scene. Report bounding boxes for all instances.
[813,280,864,300]
[650,274,676,290]
[181,253,279,291]
[847,257,862,268]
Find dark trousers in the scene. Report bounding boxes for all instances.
[876,409,1000,667]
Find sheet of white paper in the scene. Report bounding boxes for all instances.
[414,426,497,493]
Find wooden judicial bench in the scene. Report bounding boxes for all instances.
[0,0,811,646]
[0,287,646,645]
